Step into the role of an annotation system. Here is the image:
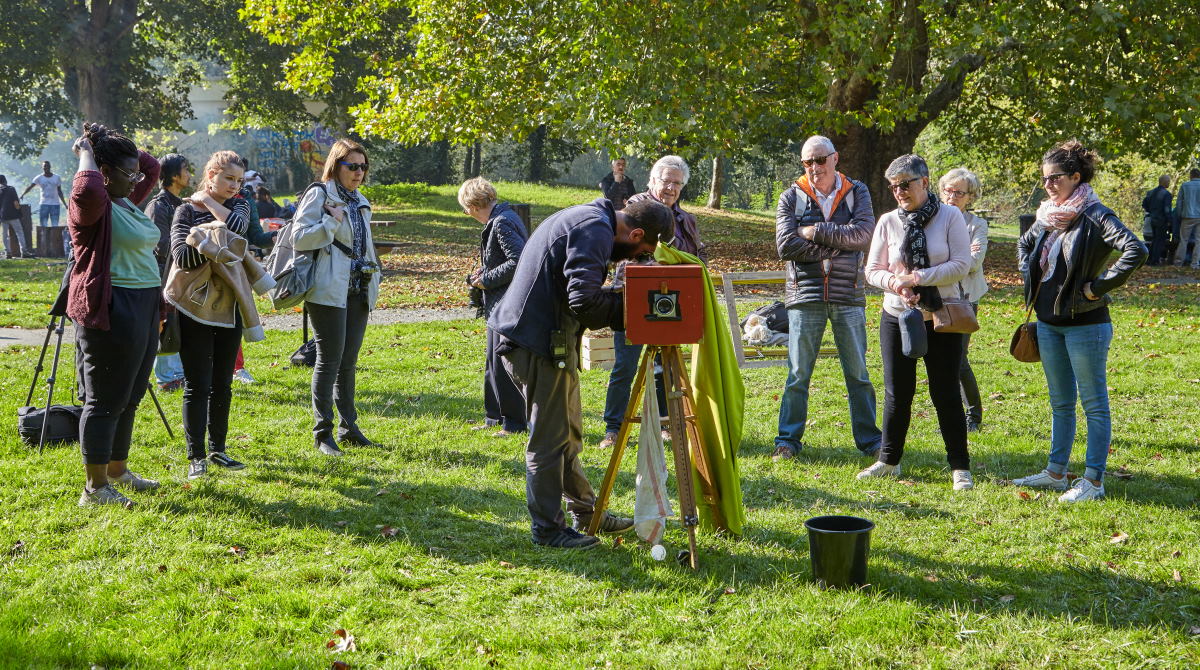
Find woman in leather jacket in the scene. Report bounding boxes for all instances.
[1013,140,1147,503]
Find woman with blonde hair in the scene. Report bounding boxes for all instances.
[293,139,382,456]
[938,167,988,432]
[169,150,253,478]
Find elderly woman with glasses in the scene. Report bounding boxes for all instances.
[292,138,382,456]
[939,168,988,433]
[861,154,973,490]
[1013,140,1146,503]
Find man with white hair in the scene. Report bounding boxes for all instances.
[598,155,706,449]
[773,135,882,461]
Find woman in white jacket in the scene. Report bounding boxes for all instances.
[859,154,974,490]
[939,168,989,433]
[292,139,382,456]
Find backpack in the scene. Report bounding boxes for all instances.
[265,182,327,310]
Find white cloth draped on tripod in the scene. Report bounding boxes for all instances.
[634,375,672,544]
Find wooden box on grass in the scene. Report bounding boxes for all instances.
[582,333,615,370]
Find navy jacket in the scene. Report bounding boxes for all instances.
[488,198,624,359]
[479,202,528,318]
[1142,186,1173,225]
[776,177,875,307]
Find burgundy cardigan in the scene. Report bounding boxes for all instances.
[67,150,161,330]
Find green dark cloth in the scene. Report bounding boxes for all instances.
[109,199,162,289]
[654,244,745,536]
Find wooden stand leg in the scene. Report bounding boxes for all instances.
[587,345,657,536]
[661,346,699,569]
[667,346,725,531]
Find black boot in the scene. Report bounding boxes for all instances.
[315,435,343,456]
[339,430,379,447]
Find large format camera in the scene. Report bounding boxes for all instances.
[623,264,705,345]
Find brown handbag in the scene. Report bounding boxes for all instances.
[931,282,980,334]
[1009,280,1042,363]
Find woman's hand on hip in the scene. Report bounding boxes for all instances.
[324,203,345,223]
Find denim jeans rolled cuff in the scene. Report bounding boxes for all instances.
[1045,461,1105,483]
[776,303,880,453]
[1038,321,1112,485]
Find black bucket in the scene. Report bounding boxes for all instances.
[804,515,874,588]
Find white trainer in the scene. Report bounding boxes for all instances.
[1011,469,1070,491]
[952,470,974,491]
[856,461,901,479]
[110,469,160,491]
[1059,478,1105,503]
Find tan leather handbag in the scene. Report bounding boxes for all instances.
[1010,281,1042,363]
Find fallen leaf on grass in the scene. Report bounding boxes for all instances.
[331,661,350,670]
[1109,532,1129,544]
[398,492,413,500]
[375,489,387,497]
[9,540,24,557]
[227,545,247,558]
[612,536,624,546]
[181,483,193,490]
[1110,468,1134,481]
[974,519,992,526]
[724,587,736,595]
[379,526,398,538]
[924,574,940,582]
[1105,561,1119,572]
[327,629,356,653]
[999,594,1015,603]
[1017,491,1032,500]
[1152,453,1164,461]
[1172,550,1182,559]
[157,564,167,573]
[334,521,348,528]
[898,480,916,487]
[1189,625,1200,636]
[499,561,515,568]
[1173,570,1182,582]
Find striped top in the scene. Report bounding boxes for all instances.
[170,196,250,269]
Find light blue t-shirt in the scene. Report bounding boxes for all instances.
[110,199,161,289]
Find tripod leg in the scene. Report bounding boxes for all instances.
[587,344,656,537]
[146,383,174,438]
[662,346,699,569]
[25,317,56,408]
[668,347,724,528]
[38,316,67,454]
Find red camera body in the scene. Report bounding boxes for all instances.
[623,264,705,345]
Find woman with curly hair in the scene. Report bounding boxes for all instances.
[67,123,162,508]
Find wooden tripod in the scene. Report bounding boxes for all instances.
[587,344,723,569]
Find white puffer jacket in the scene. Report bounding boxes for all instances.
[291,179,381,309]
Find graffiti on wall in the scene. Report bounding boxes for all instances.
[176,123,337,196]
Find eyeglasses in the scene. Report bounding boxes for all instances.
[1041,172,1069,185]
[653,176,685,189]
[111,164,145,184]
[941,188,969,198]
[339,161,369,172]
[888,177,922,193]
[801,153,835,167]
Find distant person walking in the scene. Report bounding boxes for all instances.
[1142,174,1173,265]
[1,175,31,258]
[21,161,69,257]
[938,167,989,432]
[461,177,529,437]
[599,158,637,210]
[1173,168,1200,268]
[1013,140,1146,503]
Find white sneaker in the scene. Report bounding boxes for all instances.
[1059,478,1105,503]
[856,461,901,479]
[110,469,160,491]
[233,368,255,384]
[1012,469,1070,491]
[952,470,974,491]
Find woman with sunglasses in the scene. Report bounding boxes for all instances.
[292,139,382,456]
[66,122,162,507]
[1013,140,1146,503]
[861,154,973,490]
[169,150,253,479]
[938,168,988,433]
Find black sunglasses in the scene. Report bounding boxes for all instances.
[801,153,835,167]
[339,161,369,172]
[1041,172,1069,185]
[888,177,922,193]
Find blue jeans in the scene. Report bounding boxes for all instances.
[776,303,881,453]
[1037,321,1113,482]
[154,353,185,385]
[602,331,667,433]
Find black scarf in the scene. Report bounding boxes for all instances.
[898,191,943,312]
[335,182,366,258]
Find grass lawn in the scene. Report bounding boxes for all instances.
[1,278,1198,667]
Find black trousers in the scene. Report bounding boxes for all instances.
[958,302,982,425]
[178,313,242,460]
[76,286,160,465]
[307,294,369,440]
[878,310,970,470]
[484,326,528,432]
[1148,219,1169,265]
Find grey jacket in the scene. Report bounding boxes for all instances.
[776,177,876,306]
[291,180,381,309]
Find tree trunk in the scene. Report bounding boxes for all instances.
[706,155,724,209]
[462,144,473,180]
[472,142,482,178]
[528,125,547,182]
[432,140,452,185]
[828,125,923,219]
[62,0,141,131]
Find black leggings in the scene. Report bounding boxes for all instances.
[878,310,970,470]
[958,303,982,424]
[76,286,160,465]
[307,294,369,440]
[178,314,242,460]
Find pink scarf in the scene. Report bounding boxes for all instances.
[1037,183,1099,274]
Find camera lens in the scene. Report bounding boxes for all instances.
[654,296,675,315]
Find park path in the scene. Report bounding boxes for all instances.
[0,307,478,349]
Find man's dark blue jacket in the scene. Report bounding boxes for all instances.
[488,198,624,359]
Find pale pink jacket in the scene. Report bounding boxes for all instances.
[866,204,972,318]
